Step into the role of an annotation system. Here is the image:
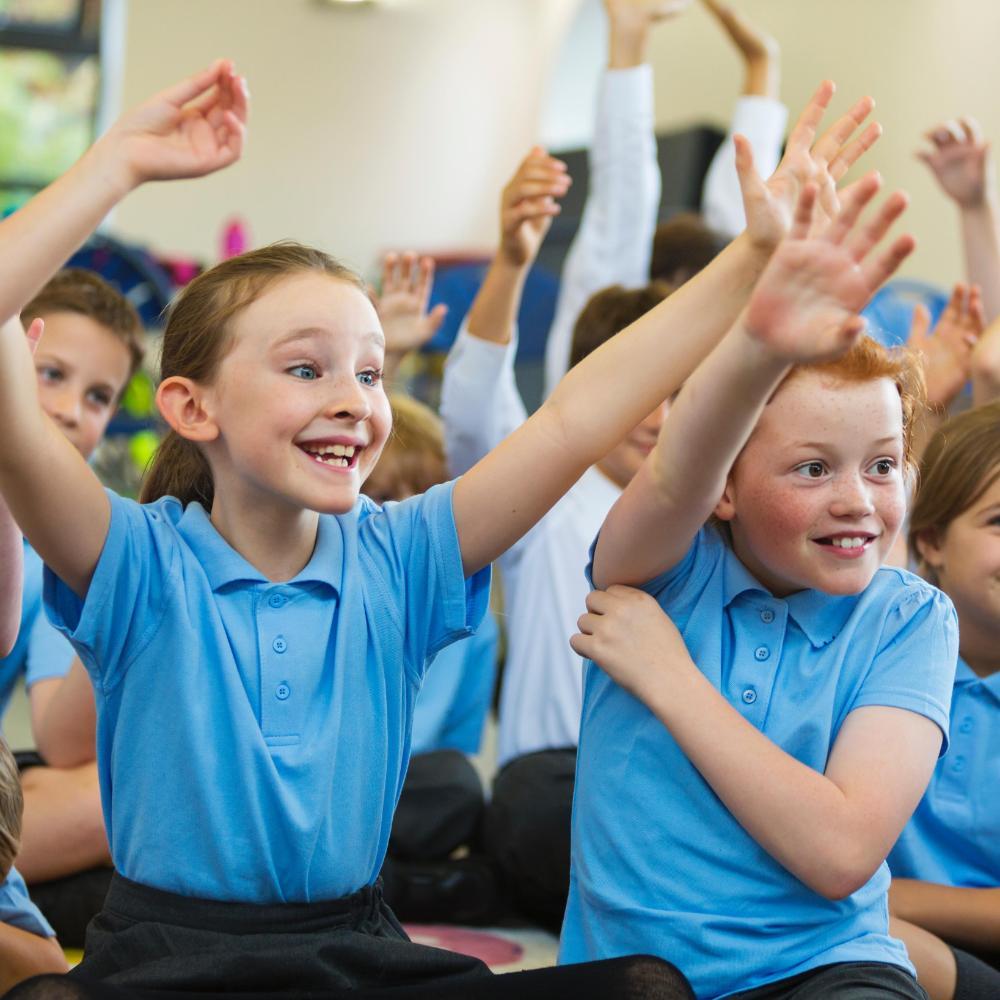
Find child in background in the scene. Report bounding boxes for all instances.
[365,394,500,925]
[887,403,1000,1000]
[0,270,144,943]
[564,177,955,998]
[0,57,763,999]
[444,87,884,929]
[0,739,67,991]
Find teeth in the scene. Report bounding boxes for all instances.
[301,443,358,459]
[830,537,866,549]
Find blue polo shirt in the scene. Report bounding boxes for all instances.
[889,657,1000,887]
[560,525,957,1000]
[411,611,498,756]
[44,483,490,904]
[0,866,54,938]
[0,542,75,720]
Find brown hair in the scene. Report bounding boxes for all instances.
[22,268,145,384]
[650,213,729,286]
[0,739,22,878]
[364,394,448,504]
[570,282,673,370]
[786,336,927,475]
[140,242,367,509]
[908,401,1000,575]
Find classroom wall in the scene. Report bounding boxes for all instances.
[113,0,1000,288]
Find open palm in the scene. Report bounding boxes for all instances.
[747,177,914,363]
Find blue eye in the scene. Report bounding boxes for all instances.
[289,364,318,380]
[38,365,62,383]
[795,461,826,479]
[358,369,383,388]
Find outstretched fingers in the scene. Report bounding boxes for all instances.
[784,80,836,156]
[789,183,818,240]
[827,120,882,183]
[845,190,909,263]
[820,171,881,245]
[861,233,916,291]
[811,95,876,168]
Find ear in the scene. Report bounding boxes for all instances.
[913,527,945,571]
[714,475,737,522]
[156,376,219,443]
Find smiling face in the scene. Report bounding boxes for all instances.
[200,272,392,518]
[33,311,134,458]
[715,371,907,597]
[917,472,1000,672]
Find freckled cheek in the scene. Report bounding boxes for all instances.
[738,482,819,550]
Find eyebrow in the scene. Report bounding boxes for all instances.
[789,436,901,451]
[272,327,385,351]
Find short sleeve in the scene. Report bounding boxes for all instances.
[0,868,54,938]
[853,583,958,754]
[23,609,75,688]
[43,491,179,690]
[358,480,490,680]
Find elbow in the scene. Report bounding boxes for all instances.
[807,852,881,902]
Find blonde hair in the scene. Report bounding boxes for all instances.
[908,401,1000,577]
[364,394,447,503]
[140,242,367,509]
[0,740,23,878]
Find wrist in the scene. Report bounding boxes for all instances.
[82,134,140,201]
[608,25,648,69]
[742,55,779,99]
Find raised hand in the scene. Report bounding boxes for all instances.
[373,252,448,359]
[101,59,248,190]
[971,308,1000,406]
[499,147,571,268]
[737,81,882,254]
[570,585,692,704]
[908,283,983,409]
[745,175,914,364]
[701,0,778,96]
[918,118,992,209]
[605,0,693,29]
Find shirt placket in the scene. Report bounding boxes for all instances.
[257,586,297,739]
[728,598,786,729]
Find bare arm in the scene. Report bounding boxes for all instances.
[31,660,97,768]
[972,309,1000,406]
[0,62,247,598]
[701,0,779,98]
[593,174,913,588]
[891,879,1000,954]
[0,924,67,991]
[572,586,942,900]
[456,83,884,577]
[919,118,1000,321]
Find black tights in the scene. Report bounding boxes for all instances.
[5,956,693,1000]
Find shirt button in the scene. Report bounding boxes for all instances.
[953,755,966,772]
[268,594,285,609]
[759,609,775,624]
[959,717,974,734]
[754,646,770,661]
[275,683,290,701]
[272,636,287,654]
[741,688,757,705]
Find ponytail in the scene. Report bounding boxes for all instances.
[139,430,215,508]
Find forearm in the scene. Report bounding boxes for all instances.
[960,198,1000,321]
[608,15,651,69]
[0,925,67,990]
[645,661,884,899]
[0,141,132,324]
[891,879,1000,953]
[743,53,779,99]
[466,258,528,347]
[0,495,23,657]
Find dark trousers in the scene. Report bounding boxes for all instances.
[6,872,693,999]
[484,748,575,932]
[731,962,927,998]
[953,946,1000,1000]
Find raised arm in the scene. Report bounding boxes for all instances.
[593,172,914,589]
[700,0,787,238]
[441,148,569,478]
[0,61,248,598]
[919,118,1000,321]
[0,318,46,655]
[542,0,682,394]
[372,251,448,387]
[454,84,886,577]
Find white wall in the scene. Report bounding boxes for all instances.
[113,0,1000,287]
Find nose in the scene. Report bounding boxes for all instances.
[829,471,875,519]
[323,374,372,423]
[44,385,82,429]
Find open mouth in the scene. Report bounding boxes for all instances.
[812,533,877,556]
[297,442,362,471]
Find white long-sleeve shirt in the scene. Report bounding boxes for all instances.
[701,95,788,239]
